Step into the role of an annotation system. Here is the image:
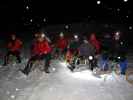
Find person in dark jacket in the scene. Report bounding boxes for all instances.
[66,34,80,63]
[3,34,23,66]
[68,35,80,56]
[112,31,127,57]
[79,39,95,57]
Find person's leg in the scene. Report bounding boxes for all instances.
[120,61,127,75]
[21,56,37,75]
[3,51,12,66]
[43,53,51,73]
[62,48,67,60]
[14,51,21,63]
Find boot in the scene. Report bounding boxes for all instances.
[44,62,50,73]
[3,56,8,66]
[21,62,33,75]
[17,57,21,64]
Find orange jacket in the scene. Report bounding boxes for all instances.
[32,40,52,55]
[57,37,68,50]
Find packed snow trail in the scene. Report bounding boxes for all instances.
[0,60,133,100]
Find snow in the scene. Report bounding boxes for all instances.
[128,75,133,81]
[0,59,133,100]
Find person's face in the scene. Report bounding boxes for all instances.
[90,34,95,39]
[11,35,16,40]
[38,37,44,42]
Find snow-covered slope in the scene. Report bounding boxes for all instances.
[0,60,133,100]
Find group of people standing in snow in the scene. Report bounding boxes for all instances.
[0,31,127,75]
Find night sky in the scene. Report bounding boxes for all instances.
[0,0,132,32]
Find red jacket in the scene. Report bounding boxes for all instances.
[7,39,22,52]
[89,34,101,53]
[57,37,68,50]
[32,40,52,55]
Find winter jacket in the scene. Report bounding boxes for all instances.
[89,34,101,54]
[57,38,68,50]
[78,42,95,57]
[69,40,80,50]
[32,40,52,55]
[7,39,22,52]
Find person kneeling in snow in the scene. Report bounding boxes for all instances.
[3,34,23,66]
[21,32,52,75]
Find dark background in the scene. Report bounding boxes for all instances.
[0,0,132,45]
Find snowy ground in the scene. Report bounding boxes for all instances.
[0,59,133,100]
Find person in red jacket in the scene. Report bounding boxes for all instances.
[89,33,101,54]
[3,34,23,66]
[21,32,52,75]
[56,32,68,58]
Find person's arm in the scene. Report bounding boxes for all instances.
[45,36,51,43]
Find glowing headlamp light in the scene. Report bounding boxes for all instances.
[60,32,64,37]
[41,34,45,38]
[117,56,121,59]
[89,56,93,60]
[74,35,78,39]
[115,32,120,36]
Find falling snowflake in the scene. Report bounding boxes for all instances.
[43,18,46,22]
[129,26,132,30]
[26,6,29,10]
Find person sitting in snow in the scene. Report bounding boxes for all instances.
[3,34,23,66]
[55,32,68,59]
[21,32,52,75]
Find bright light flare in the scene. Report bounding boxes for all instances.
[97,1,101,5]
[118,56,121,59]
[60,61,69,68]
[124,0,128,2]
[89,56,93,60]
[26,6,29,10]
[115,32,120,36]
[60,32,64,37]
[74,35,78,39]
[41,33,45,38]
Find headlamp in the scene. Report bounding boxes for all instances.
[89,56,93,60]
